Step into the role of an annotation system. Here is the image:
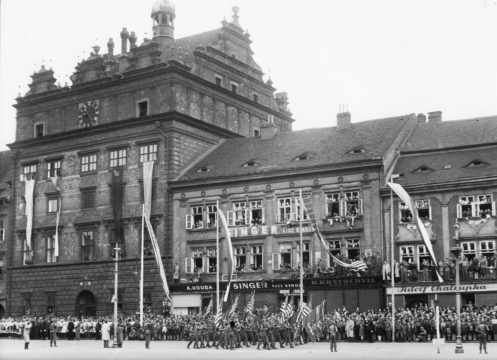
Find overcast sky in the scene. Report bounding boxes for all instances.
[1,0,496,151]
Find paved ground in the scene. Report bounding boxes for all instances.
[0,339,493,360]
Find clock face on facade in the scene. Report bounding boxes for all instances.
[77,100,100,128]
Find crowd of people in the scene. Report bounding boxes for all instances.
[1,303,496,351]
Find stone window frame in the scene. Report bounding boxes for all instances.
[80,152,98,174]
[136,98,149,118]
[34,121,45,138]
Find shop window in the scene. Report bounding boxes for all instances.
[400,245,415,263]
[109,148,127,168]
[81,153,98,173]
[461,241,477,261]
[250,245,263,271]
[457,195,495,219]
[81,230,94,261]
[21,164,37,181]
[346,238,360,260]
[272,243,292,270]
[139,143,157,163]
[46,234,56,263]
[186,205,204,229]
[46,159,61,178]
[234,246,247,271]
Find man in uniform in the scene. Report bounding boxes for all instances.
[328,320,338,352]
[477,317,489,354]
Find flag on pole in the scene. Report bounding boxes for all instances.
[299,195,368,272]
[227,293,240,320]
[204,298,213,317]
[244,290,255,314]
[217,208,235,302]
[143,161,154,218]
[387,182,443,282]
[214,298,224,328]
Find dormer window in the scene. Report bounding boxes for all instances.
[242,160,260,167]
[293,152,312,161]
[196,166,211,173]
[465,159,488,168]
[346,147,366,154]
[413,165,434,173]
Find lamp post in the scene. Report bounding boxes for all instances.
[450,246,464,354]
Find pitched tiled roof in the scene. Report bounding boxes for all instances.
[394,146,497,186]
[177,115,413,181]
[402,116,497,153]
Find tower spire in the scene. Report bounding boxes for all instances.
[151,0,176,48]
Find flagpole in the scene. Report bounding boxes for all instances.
[389,174,399,342]
[216,200,220,314]
[140,205,144,328]
[299,190,304,307]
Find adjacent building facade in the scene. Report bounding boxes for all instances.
[168,113,419,314]
[383,113,497,308]
[6,1,292,317]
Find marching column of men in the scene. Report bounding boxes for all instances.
[186,316,306,350]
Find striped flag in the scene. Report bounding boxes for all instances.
[227,293,240,320]
[244,290,255,314]
[387,182,443,282]
[214,299,223,328]
[204,298,213,317]
[279,295,289,317]
[284,295,295,319]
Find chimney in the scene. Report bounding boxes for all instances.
[260,124,278,139]
[120,27,129,54]
[427,111,442,123]
[417,113,427,123]
[337,112,351,129]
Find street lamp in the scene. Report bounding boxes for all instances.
[450,246,464,354]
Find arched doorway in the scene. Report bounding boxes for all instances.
[75,290,96,317]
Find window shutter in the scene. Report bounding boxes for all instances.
[492,201,496,216]
[272,253,280,270]
[456,204,462,219]
[358,199,363,216]
[185,257,193,274]
[261,208,266,224]
[227,211,235,226]
[244,209,250,225]
[186,214,193,229]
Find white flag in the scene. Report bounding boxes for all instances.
[24,179,35,251]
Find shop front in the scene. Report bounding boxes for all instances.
[385,282,497,308]
[170,275,384,314]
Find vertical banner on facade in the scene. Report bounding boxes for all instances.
[50,175,61,258]
[218,209,235,302]
[111,168,123,249]
[387,182,443,282]
[24,179,35,251]
[143,161,154,218]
